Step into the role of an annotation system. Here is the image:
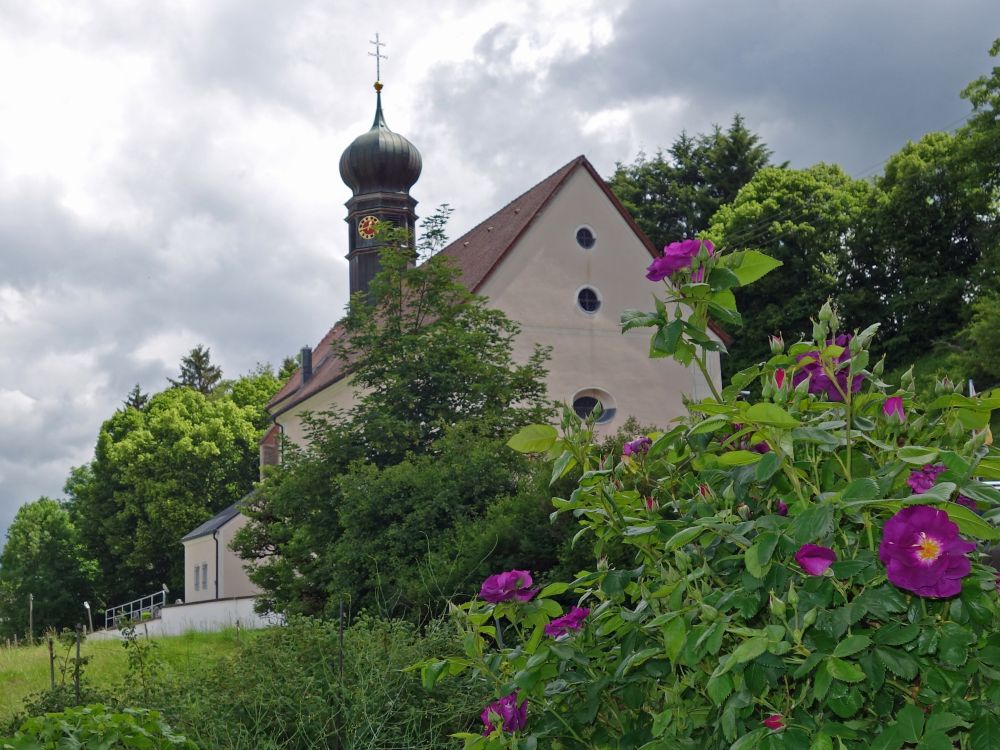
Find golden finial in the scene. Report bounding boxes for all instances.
[374,81,383,92]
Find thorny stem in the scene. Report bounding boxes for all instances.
[695,350,723,402]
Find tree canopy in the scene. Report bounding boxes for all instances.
[707,163,874,373]
[65,364,283,606]
[168,345,223,394]
[235,222,554,618]
[608,114,773,247]
[0,498,98,638]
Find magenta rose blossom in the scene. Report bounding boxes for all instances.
[792,335,864,402]
[646,239,714,282]
[623,436,652,456]
[481,693,528,735]
[775,500,789,517]
[907,464,946,495]
[795,544,837,576]
[479,570,537,603]
[878,505,975,598]
[544,606,590,637]
[763,714,785,731]
[883,396,905,422]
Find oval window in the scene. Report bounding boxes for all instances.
[571,388,616,424]
[575,226,596,249]
[576,286,601,314]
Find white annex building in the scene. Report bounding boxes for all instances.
[181,81,721,607]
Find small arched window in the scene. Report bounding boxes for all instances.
[575,226,596,249]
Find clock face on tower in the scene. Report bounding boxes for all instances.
[357,215,379,240]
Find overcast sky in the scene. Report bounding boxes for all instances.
[0,0,997,541]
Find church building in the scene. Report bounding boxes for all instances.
[182,77,720,605]
[260,80,720,461]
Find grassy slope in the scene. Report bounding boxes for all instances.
[0,629,242,722]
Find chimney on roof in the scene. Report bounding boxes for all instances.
[300,346,313,383]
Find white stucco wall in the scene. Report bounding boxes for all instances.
[90,597,281,639]
[477,167,720,433]
[183,514,261,604]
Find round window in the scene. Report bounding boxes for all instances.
[571,388,616,424]
[575,226,596,249]
[576,286,601,314]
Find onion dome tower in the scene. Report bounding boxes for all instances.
[339,78,422,298]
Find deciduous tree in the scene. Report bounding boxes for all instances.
[0,498,98,638]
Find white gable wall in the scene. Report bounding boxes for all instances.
[477,166,720,432]
[182,513,261,604]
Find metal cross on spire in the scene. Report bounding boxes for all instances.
[368,33,387,82]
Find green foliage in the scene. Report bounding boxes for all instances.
[159,616,484,750]
[237,212,553,617]
[168,343,222,393]
[0,499,97,639]
[608,115,773,246]
[335,235,551,465]
[847,131,996,366]
[960,294,1000,390]
[66,385,263,603]
[708,163,873,374]
[433,238,1000,750]
[224,362,286,430]
[122,384,149,410]
[0,704,195,749]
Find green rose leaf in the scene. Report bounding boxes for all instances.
[745,402,801,429]
[876,646,918,680]
[705,673,732,705]
[825,657,866,683]
[754,451,781,481]
[941,503,1000,542]
[507,424,558,453]
[832,634,871,658]
[718,450,764,467]
[840,477,879,504]
[897,445,939,465]
[790,503,835,543]
[937,622,975,666]
[744,532,780,579]
[896,703,926,744]
[718,636,769,674]
[873,623,920,646]
[971,713,1000,750]
[916,733,957,750]
[421,660,449,691]
[869,724,905,750]
[725,250,783,286]
[620,308,661,332]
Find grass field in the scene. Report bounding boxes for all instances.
[0,629,243,723]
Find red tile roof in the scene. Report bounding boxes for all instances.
[267,155,726,416]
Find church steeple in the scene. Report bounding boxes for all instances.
[339,42,422,299]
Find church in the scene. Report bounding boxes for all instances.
[181,78,721,605]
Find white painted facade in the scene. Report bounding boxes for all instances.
[182,511,261,604]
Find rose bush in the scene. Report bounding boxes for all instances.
[420,238,1000,750]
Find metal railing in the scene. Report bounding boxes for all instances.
[104,587,167,630]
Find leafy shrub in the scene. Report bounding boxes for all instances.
[161,615,485,750]
[425,241,1000,749]
[0,704,195,749]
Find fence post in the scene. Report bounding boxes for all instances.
[74,626,81,705]
[48,637,55,690]
[27,593,33,645]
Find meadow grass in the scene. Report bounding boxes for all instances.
[0,629,243,722]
